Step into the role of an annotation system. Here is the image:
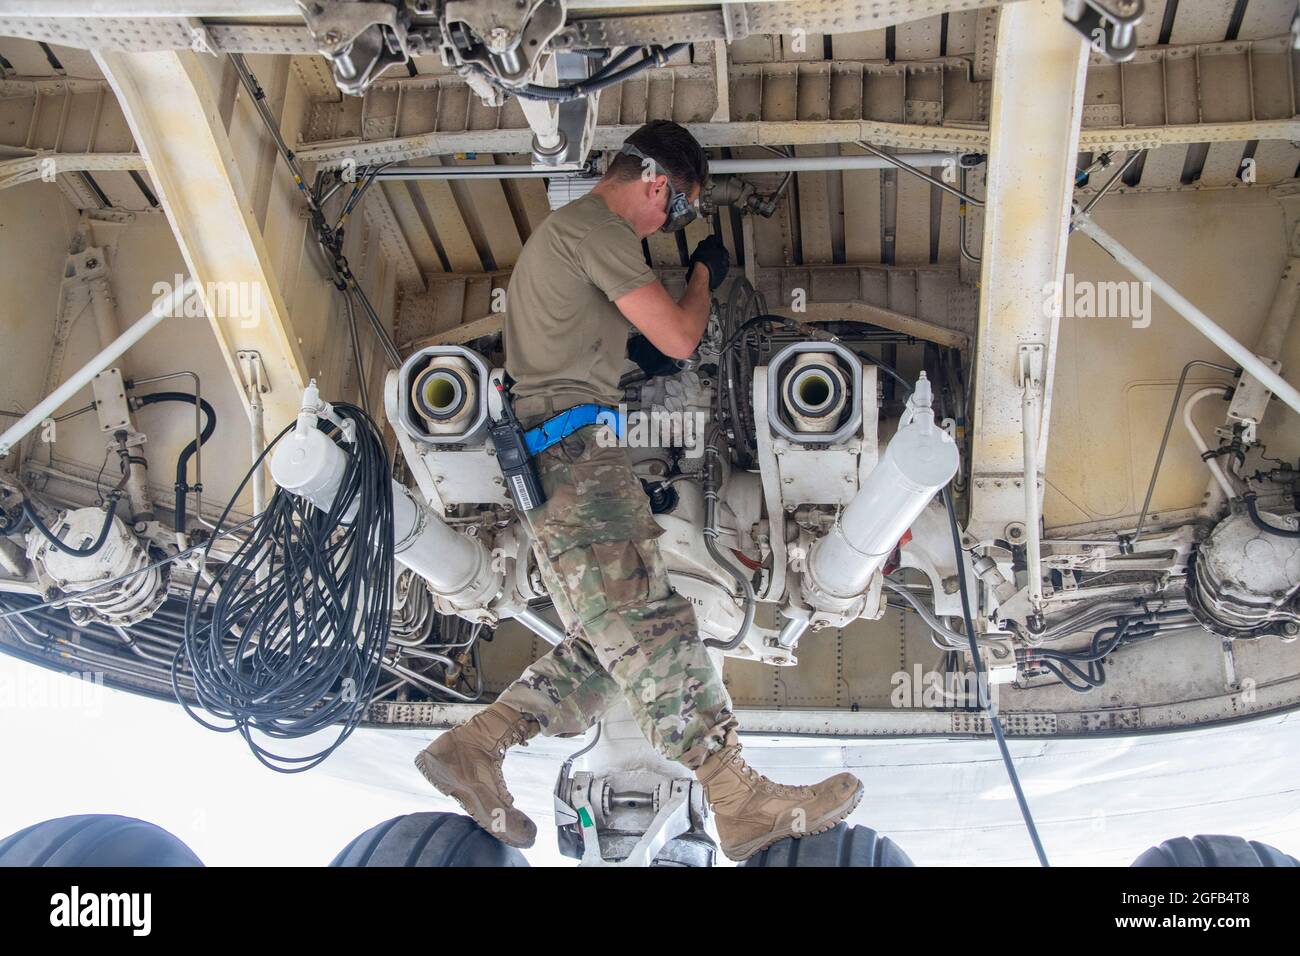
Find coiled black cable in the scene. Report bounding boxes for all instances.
[175,402,395,773]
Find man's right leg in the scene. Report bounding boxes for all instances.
[495,631,623,738]
[414,546,622,848]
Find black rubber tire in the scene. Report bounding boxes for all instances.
[740,822,914,867]
[0,814,204,867]
[330,812,530,867]
[1132,834,1299,867]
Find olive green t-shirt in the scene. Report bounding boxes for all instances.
[504,191,656,411]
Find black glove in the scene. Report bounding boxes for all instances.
[628,334,680,378]
[689,234,729,291]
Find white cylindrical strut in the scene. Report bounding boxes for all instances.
[1075,216,1300,418]
[268,406,500,606]
[0,278,195,458]
[805,373,960,604]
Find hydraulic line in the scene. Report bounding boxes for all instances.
[883,578,985,650]
[1242,493,1300,539]
[701,426,755,651]
[22,496,120,558]
[134,391,216,538]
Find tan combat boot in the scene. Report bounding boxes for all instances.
[414,701,541,848]
[696,731,864,862]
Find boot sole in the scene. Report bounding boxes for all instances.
[413,750,537,850]
[723,780,866,863]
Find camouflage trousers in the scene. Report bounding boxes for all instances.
[496,421,738,770]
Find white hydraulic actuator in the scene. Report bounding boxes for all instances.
[804,373,960,605]
[269,384,500,610]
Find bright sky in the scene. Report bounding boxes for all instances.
[4,649,1300,868]
[0,653,572,866]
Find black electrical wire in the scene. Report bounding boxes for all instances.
[1242,493,1300,539]
[175,404,395,773]
[942,484,1051,867]
[0,513,261,624]
[22,496,120,558]
[134,391,216,537]
[13,439,132,557]
[479,44,687,102]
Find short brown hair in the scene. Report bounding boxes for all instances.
[605,120,708,192]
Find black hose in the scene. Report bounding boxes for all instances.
[1243,493,1300,539]
[586,45,646,83]
[22,496,119,557]
[482,44,688,102]
[942,485,1051,867]
[134,391,216,537]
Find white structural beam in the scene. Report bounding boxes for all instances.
[94,49,309,433]
[967,0,1089,543]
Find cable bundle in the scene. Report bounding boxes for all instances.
[176,402,394,772]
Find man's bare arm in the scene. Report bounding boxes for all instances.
[614,266,711,360]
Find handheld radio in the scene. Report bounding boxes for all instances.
[489,381,546,512]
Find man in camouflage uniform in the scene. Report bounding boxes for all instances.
[415,121,863,862]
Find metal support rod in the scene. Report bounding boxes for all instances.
[0,279,195,457]
[1074,215,1300,418]
[1078,149,1143,218]
[1131,360,1236,542]
[512,606,565,646]
[1021,383,1044,614]
[855,141,983,205]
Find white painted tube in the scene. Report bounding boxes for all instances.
[1183,387,1236,501]
[10,2,299,15]
[806,373,960,601]
[377,153,961,181]
[0,278,195,457]
[710,153,958,174]
[1076,217,1300,418]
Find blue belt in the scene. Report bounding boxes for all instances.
[523,403,625,456]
